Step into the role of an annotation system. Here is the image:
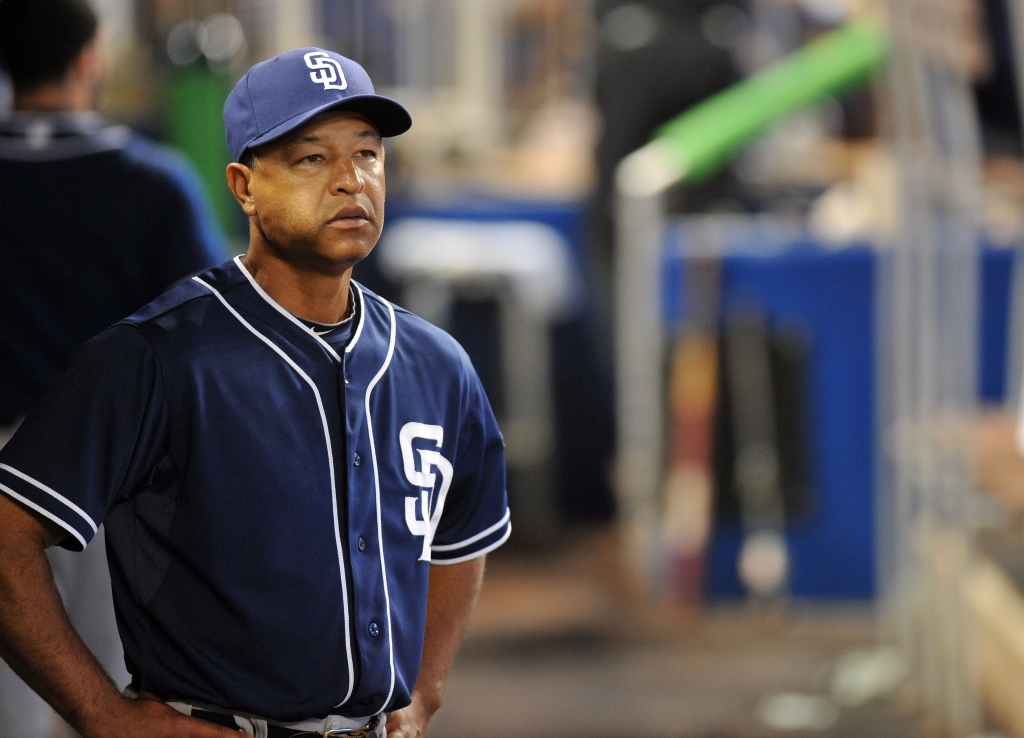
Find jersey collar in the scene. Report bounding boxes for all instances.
[231,255,368,361]
[0,111,130,162]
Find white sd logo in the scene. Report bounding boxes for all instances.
[304,51,348,91]
[400,422,453,562]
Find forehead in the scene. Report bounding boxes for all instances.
[266,110,381,153]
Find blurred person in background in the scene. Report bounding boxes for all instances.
[0,0,225,735]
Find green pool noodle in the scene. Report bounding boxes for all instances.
[619,21,889,193]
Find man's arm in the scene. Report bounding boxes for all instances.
[386,556,486,738]
[0,495,235,738]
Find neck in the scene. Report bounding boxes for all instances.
[14,84,92,113]
[240,245,353,325]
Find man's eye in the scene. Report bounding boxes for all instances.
[357,150,378,159]
[301,154,324,163]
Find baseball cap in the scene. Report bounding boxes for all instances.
[224,47,412,162]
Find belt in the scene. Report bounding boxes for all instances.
[192,707,383,737]
[123,684,383,738]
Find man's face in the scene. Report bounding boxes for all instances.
[244,110,385,274]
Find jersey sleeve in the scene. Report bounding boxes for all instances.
[0,325,168,551]
[429,365,510,565]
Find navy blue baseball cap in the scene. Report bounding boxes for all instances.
[224,47,412,162]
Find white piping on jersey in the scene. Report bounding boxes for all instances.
[361,293,398,710]
[192,277,356,704]
[233,256,343,363]
[0,482,88,551]
[0,463,98,534]
[430,524,512,566]
[430,508,510,552]
[346,283,367,353]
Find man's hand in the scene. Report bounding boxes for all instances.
[101,697,240,738]
[385,689,435,738]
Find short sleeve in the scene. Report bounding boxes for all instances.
[429,367,510,564]
[0,325,168,551]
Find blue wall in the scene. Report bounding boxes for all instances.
[663,224,1016,599]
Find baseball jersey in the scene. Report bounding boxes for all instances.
[0,111,226,424]
[0,257,510,721]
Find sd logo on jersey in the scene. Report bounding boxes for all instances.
[400,422,453,561]
[304,51,347,91]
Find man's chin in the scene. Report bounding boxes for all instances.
[294,242,375,276]
[256,229,377,275]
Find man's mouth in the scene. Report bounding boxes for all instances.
[328,207,371,230]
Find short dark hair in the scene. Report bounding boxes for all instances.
[240,149,258,169]
[0,0,98,92]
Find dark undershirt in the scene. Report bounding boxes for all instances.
[297,314,355,352]
[293,288,358,353]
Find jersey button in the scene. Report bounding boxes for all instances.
[343,372,351,384]
[368,622,380,637]
[357,537,367,552]
[353,453,361,467]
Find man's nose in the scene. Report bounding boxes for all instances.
[332,159,363,194]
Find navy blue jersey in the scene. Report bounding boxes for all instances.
[0,258,510,721]
[0,112,226,423]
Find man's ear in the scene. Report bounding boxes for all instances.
[70,42,102,110]
[77,43,102,87]
[226,163,257,216]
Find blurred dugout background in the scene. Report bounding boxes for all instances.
[11,0,1024,737]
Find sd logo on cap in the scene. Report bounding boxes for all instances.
[304,51,347,90]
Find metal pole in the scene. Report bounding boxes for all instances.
[878,0,984,733]
[1002,0,1024,411]
[613,185,665,597]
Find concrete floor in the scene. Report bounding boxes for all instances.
[429,532,919,738]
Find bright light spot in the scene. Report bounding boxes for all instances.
[738,530,788,595]
[602,4,657,52]
[700,4,749,51]
[166,20,202,66]
[198,13,245,63]
[757,692,839,731]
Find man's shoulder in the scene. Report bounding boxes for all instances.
[120,261,240,331]
[119,134,184,172]
[117,134,206,193]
